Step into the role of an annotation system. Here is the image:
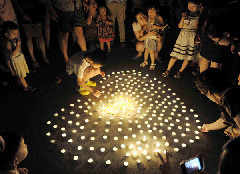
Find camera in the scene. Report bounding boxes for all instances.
[180,156,204,174]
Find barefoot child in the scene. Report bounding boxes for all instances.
[96,5,114,53]
[162,0,200,79]
[0,21,36,92]
[66,49,106,97]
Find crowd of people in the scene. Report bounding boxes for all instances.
[1,0,240,173]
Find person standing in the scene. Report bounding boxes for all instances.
[50,0,87,63]
[106,0,127,48]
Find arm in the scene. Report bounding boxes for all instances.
[201,118,228,132]
[233,114,240,134]
[11,0,31,21]
[134,31,157,41]
[86,3,97,25]
[152,16,165,30]
[11,40,21,57]
[6,60,15,76]
[178,13,187,29]
[106,16,114,25]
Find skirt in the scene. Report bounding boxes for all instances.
[11,52,29,78]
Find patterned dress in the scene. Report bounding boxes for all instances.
[170,15,199,60]
[97,15,114,42]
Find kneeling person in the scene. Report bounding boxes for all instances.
[66,49,106,97]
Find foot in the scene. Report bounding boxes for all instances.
[43,58,51,65]
[86,81,96,87]
[149,63,156,70]
[140,61,148,67]
[174,71,182,79]
[132,54,142,60]
[156,57,163,64]
[120,42,126,48]
[76,87,90,95]
[24,85,36,92]
[32,61,39,68]
[162,70,170,77]
[107,49,111,54]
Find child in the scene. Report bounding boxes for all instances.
[0,21,36,92]
[162,0,200,79]
[96,5,114,53]
[66,49,106,97]
[140,3,165,70]
[0,132,28,174]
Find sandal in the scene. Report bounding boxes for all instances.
[149,64,156,70]
[140,61,148,67]
[162,70,170,77]
[32,62,39,68]
[174,71,182,79]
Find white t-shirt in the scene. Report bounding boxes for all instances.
[66,52,90,79]
[132,22,141,32]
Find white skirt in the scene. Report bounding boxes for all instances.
[11,52,29,78]
[170,29,199,61]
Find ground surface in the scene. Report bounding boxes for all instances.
[0,25,230,174]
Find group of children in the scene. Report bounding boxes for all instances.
[137,0,200,77]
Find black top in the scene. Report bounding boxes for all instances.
[220,86,240,126]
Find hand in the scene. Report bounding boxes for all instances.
[182,12,187,19]
[17,168,28,174]
[158,151,173,174]
[16,39,22,47]
[147,31,157,37]
[22,15,31,22]
[200,124,210,132]
[50,8,58,22]
[100,71,105,77]
[231,44,236,54]
[0,136,5,153]
[92,89,101,97]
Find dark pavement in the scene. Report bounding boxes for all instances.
[0,25,230,174]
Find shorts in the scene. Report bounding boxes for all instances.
[22,24,42,37]
[56,7,86,33]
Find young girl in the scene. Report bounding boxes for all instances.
[0,21,36,92]
[140,3,165,70]
[96,5,114,53]
[162,0,200,79]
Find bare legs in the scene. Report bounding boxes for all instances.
[59,27,86,63]
[100,42,111,50]
[19,77,28,88]
[136,42,145,57]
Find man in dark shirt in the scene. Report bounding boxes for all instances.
[195,68,240,137]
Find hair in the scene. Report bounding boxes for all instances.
[0,132,23,170]
[188,0,202,5]
[195,68,231,95]
[98,4,111,16]
[85,49,107,66]
[219,136,240,174]
[146,1,160,13]
[0,21,19,36]
[133,8,146,23]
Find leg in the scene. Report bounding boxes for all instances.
[72,31,77,44]
[116,3,126,43]
[35,24,48,62]
[179,59,189,72]
[106,42,111,50]
[58,31,69,62]
[149,50,156,70]
[44,4,51,49]
[167,57,177,71]
[19,77,28,88]
[199,57,210,73]
[107,3,116,31]
[140,49,149,67]
[100,42,104,50]
[22,25,38,66]
[155,40,162,60]
[74,27,87,51]
[136,42,144,57]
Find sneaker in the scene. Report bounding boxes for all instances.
[24,85,36,92]
[86,81,96,87]
[76,87,90,95]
